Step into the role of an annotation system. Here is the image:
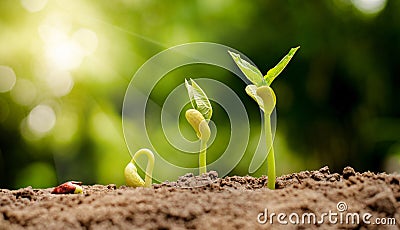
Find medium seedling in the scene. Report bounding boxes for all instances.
[184,78,212,175]
[229,47,299,189]
[124,148,155,187]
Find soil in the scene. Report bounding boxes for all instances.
[1,166,399,229]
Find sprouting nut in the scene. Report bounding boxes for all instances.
[52,181,83,194]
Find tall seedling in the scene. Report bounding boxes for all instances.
[229,47,299,189]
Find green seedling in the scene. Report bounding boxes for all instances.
[124,148,155,187]
[184,78,212,175]
[229,47,300,189]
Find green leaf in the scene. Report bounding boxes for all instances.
[245,85,265,112]
[228,50,265,87]
[264,46,300,86]
[185,78,212,120]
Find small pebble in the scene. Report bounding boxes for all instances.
[343,167,356,179]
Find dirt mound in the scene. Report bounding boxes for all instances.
[1,166,399,229]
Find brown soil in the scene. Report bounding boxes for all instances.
[1,166,399,229]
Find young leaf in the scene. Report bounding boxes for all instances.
[228,50,265,87]
[245,85,265,112]
[264,46,300,86]
[185,79,212,120]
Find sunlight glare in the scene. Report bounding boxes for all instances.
[39,24,98,71]
[72,28,98,56]
[45,39,84,71]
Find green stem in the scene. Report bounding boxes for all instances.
[199,139,207,174]
[132,149,155,187]
[264,112,276,189]
[256,85,276,189]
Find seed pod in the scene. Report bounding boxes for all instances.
[52,181,83,194]
[256,86,276,114]
[124,160,145,187]
[185,109,210,140]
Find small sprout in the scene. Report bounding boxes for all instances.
[229,47,299,189]
[52,181,83,194]
[185,78,212,175]
[124,148,155,187]
[185,109,211,140]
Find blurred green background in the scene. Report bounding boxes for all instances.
[1,0,399,189]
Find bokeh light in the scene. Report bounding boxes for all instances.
[44,70,74,97]
[27,104,56,136]
[10,79,37,106]
[0,66,16,93]
[20,0,48,13]
[351,0,387,15]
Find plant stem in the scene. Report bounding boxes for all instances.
[199,139,207,174]
[132,149,155,187]
[255,85,276,189]
[264,112,276,189]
